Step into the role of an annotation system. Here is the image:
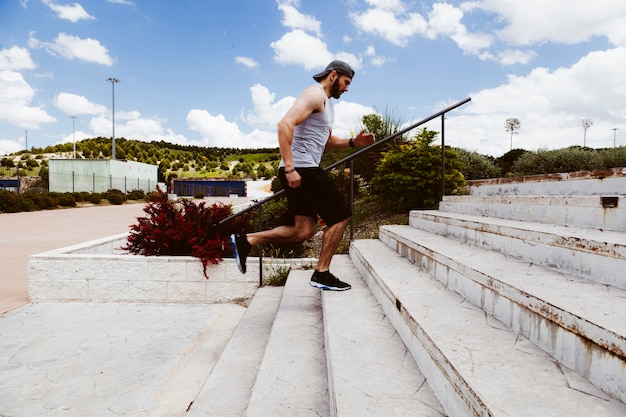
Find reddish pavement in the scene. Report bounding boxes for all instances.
[0,203,146,314]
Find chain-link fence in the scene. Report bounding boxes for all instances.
[50,171,156,194]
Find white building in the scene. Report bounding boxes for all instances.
[48,159,158,194]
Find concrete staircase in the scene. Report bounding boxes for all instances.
[187,170,626,416]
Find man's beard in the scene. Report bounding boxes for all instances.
[330,78,342,99]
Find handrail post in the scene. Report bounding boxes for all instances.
[257,201,263,287]
[441,113,446,201]
[349,159,354,241]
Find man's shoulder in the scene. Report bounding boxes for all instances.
[298,84,327,111]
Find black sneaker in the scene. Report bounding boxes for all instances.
[229,233,251,274]
[309,270,351,291]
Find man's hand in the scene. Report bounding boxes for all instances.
[285,169,302,188]
[353,129,376,147]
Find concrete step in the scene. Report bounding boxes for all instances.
[187,286,284,416]
[320,255,446,417]
[439,195,625,232]
[245,270,329,417]
[409,209,626,289]
[377,225,626,404]
[466,170,626,197]
[350,239,626,416]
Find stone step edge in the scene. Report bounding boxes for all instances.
[442,194,624,208]
[380,225,626,403]
[186,286,284,416]
[411,209,626,249]
[320,255,446,417]
[350,239,626,416]
[409,209,626,290]
[245,270,329,417]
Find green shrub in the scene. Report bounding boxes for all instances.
[456,148,502,180]
[144,191,161,202]
[58,193,76,207]
[371,129,466,212]
[0,190,20,213]
[511,147,604,176]
[104,189,127,205]
[89,193,102,204]
[127,189,145,200]
[194,191,205,199]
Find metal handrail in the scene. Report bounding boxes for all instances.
[219,97,471,285]
[219,96,471,226]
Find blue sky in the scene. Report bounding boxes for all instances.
[0,0,624,158]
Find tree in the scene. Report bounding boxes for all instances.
[504,118,521,150]
[581,118,593,147]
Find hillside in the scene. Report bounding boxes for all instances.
[0,138,281,182]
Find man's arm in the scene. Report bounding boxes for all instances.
[325,129,376,150]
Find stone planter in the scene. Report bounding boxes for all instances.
[28,233,315,304]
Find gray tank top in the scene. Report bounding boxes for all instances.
[282,85,334,168]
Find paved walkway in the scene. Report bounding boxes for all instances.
[0,203,147,314]
[0,183,274,416]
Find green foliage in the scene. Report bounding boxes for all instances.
[455,148,502,180]
[264,264,291,286]
[496,149,528,174]
[511,146,604,176]
[0,190,20,213]
[127,189,146,201]
[89,193,102,204]
[371,128,466,212]
[597,146,626,168]
[104,189,127,205]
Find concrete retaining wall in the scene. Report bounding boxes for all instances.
[28,234,314,304]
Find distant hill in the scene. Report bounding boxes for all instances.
[1,138,281,182]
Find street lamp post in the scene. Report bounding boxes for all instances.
[613,128,619,148]
[106,77,120,159]
[71,116,77,159]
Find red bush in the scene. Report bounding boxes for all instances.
[123,190,252,278]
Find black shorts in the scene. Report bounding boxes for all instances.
[278,167,351,227]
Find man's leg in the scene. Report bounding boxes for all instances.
[247,215,316,245]
[230,215,315,274]
[316,217,350,272]
[309,216,351,291]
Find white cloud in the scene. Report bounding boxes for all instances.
[444,47,626,156]
[42,0,95,23]
[28,32,114,66]
[277,2,322,37]
[235,56,259,69]
[88,112,189,145]
[476,0,626,47]
[241,84,294,130]
[187,110,248,148]
[496,49,538,66]
[0,46,36,71]
[0,70,56,129]
[350,7,428,47]
[0,139,25,156]
[55,92,108,116]
[271,30,334,69]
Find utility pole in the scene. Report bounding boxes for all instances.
[106,77,120,159]
[71,116,77,159]
[613,128,619,148]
